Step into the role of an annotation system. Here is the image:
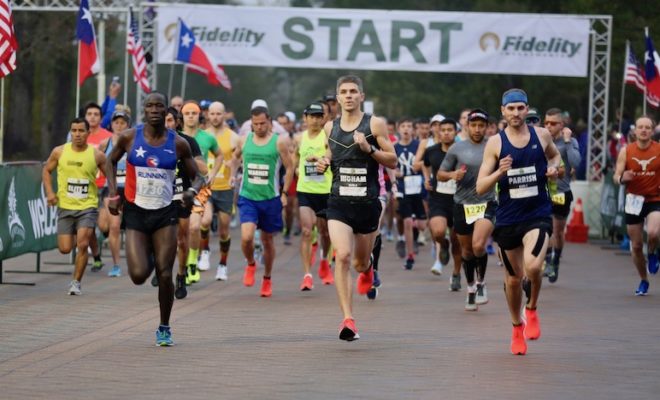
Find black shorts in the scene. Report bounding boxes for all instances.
[428,193,454,228]
[210,189,234,215]
[626,201,660,225]
[297,191,329,218]
[494,217,553,251]
[396,194,427,219]
[123,201,178,234]
[551,190,574,220]
[453,201,497,236]
[326,197,382,234]
[174,200,191,219]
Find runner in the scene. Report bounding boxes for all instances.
[315,75,397,341]
[107,92,203,346]
[476,88,561,355]
[438,109,496,311]
[43,118,108,295]
[613,116,660,295]
[543,108,581,283]
[423,117,463,290]
[206,101,240,281]
[233,106,294,297]
[294,103,334,290]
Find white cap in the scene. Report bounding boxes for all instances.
[284,111,296,123]
[430,114,445,124]
[251,99,268,110]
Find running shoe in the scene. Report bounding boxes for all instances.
[107,265,121,277]
[356,266,374,295]
[542,261,552,278]
[67,280,81,295]
[465,290,478,311]
[449,274,461,292]
[366,287,378,300]
[310,242,318,267]
[318,259,330,280]
[635,280,650,296]
[648,251,659,275]
[476,283,489,305]
[283,233,292,246]
[524,308,541,340]
[486,243,495,256]
[155,326,174,346]
[339,318,360,341]
[431,260,443,276]
[386,232,394,242]
[511,323,527,355]
[321,262,334,285]
[522,276,531,305]
[417,233,427,246]
[404,257,415,270]
[229,215,238,228]
[174,274,187,299]
[243,264,256,287]
[152,272,159,287]
[619,235,630,251]
[413,240,420,255]
[215,264,228,281]
[188,264,201,284]
[198,250,211,271]
[439,245,450,265]
[300,274,313,291]
[91,259,104,272]
[395,240,406,259]
[372,270,381,288]
[260,278,272,297]
[548,263,559,283]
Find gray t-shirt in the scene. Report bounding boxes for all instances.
[554,137,581,193]
[440,139,496,204]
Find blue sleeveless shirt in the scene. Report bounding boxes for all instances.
[496,126,551,226]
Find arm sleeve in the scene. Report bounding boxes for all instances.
[188,136,202,158]
[566,138,581,169]
[100,96,117,130]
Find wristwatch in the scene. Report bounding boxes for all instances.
[369,145,377,155]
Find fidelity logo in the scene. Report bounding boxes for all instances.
[165,23,265,47]
[479,32,582,57]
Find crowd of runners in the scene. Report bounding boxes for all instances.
[42,75,659,355]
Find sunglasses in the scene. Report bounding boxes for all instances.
[544,121,561,126]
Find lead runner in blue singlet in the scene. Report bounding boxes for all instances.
[476,88,562,356]
[106,92,204,347]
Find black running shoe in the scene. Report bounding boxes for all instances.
[151,272,159,287]
[548,263,559,284]
[174,274,187,299]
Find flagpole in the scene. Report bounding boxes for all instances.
[76,42,81,116]
[168,19,181,100]
[619,41,628,134]
[644,27,649,115]
[181,67,187,99]
[123,8,130,104]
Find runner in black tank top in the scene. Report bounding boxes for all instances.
[476,89,561,356]
[315,75,397,342]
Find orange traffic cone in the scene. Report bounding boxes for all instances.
[565,198,589,243]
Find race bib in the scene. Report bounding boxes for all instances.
[304,161,324,182]
[507,166,539,199]
[436,179,456,195]
[339,166,367,197]
[551,192,565,205]
[66,178,90,199]
[173,177,184,201]
[625,193,645,216]
[134,166,174,209]
[116,169,126,185]
[247,163,270,185]
[404,175,422,195]
[464,203,487,225]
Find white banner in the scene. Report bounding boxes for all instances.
[157,5,590,77]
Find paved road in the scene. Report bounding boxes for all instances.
[1,231,659,399]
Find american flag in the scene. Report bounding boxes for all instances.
[126,7,150,93]
[624,41,659,108]
[0,0,17,77]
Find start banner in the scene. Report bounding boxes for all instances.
[157,5,591,77]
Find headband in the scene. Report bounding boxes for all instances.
[502,89,528,106]
[181,103,201,114]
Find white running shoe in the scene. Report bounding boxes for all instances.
[68,280,82,295]
[215,264,228,281]
[198,250,211,271]
[430,260,443,276]
[476,283,489,305]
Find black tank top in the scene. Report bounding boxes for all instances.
[329,114,380,202]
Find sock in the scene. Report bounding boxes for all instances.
[372,234,382,271]
[263,275,271,280]
[220,237,231,265]
[158,324,170,332]
[94,255,102,263]
[398,235,404,241]
[200,228,210,251]
[463,257,476,285]
[187,248,199,266]
[248,260,256,267]
[476,254,488,282]
[552,247,563,265]
[408,253,415,260]
[413,228,419,242]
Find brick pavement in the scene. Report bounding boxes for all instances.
[1,231,659,399]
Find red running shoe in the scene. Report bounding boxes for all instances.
[260,278,272,297]
[339,318,360,341]
[356,266,374,295]
[243,264,256,287]
[318,258,330,279]
[300,274,313,291]
[524,308,541,340]
[511,323,527,355]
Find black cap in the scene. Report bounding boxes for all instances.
[111,110,131,124]
[304,103,325,116]
[467,108,489,122]
[525,108,540,124]
[199,100,211,110]
[323,93,336,102]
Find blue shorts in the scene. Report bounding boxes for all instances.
[238,196,283,233]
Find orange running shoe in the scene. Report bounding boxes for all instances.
[300,274,313,291]
[322,266,334,285]
[524,308,541,340]
[356,266,374,295]
[339,318,360,341]
[511,323,527,355]
[310,242,318,267]
[260,278,272,297]
[243,264,256,287]
[318,259,330,280]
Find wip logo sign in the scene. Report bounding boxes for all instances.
[479,32,582,57]
[7,177,26,249]
[165,23,265,47]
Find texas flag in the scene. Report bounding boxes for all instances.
[644,30,660,99]
[76,0,100,85]
[175,19,232,90]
